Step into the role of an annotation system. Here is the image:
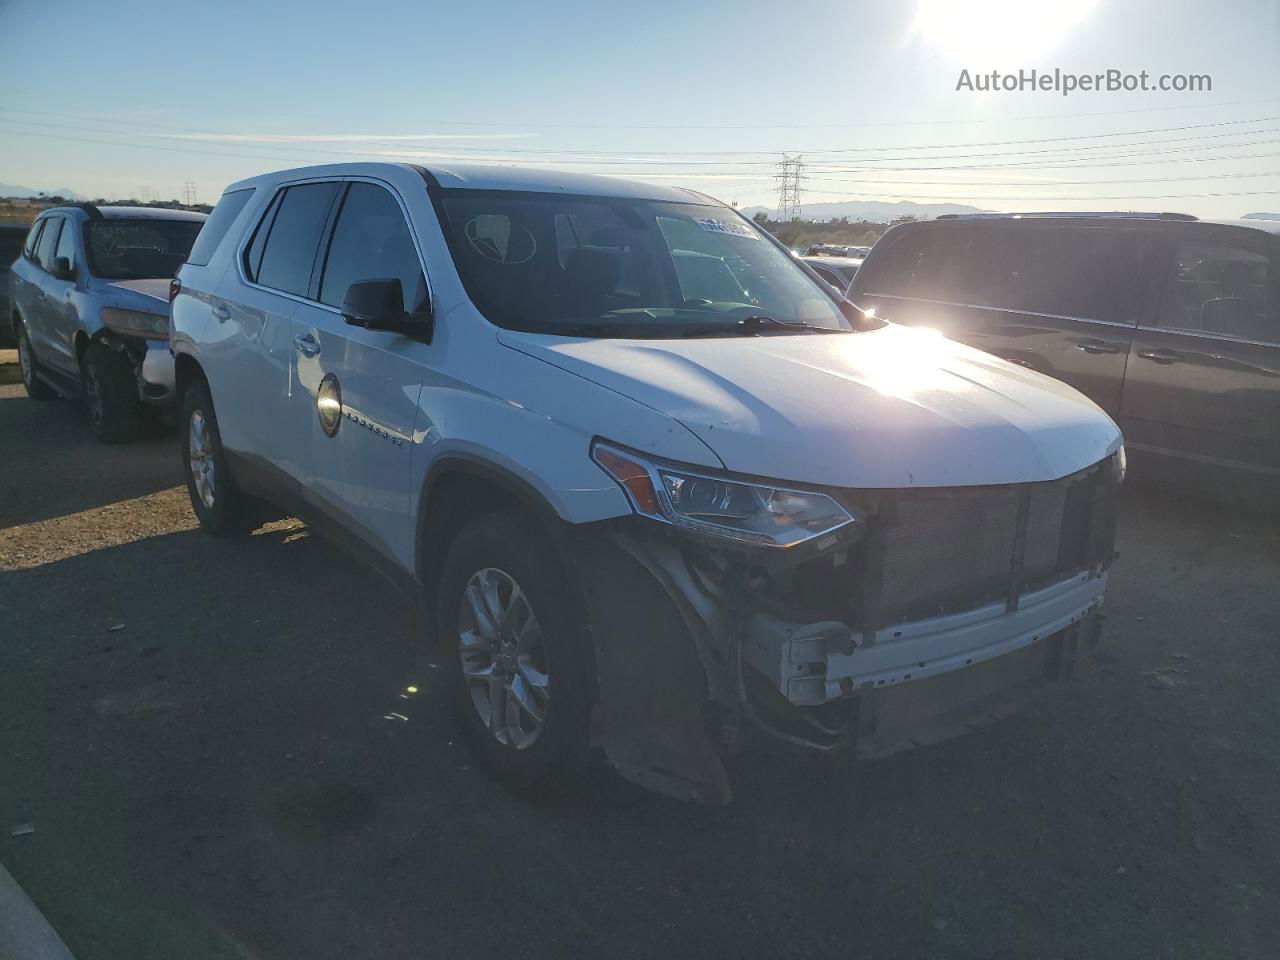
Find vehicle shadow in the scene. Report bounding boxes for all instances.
[0,387,180,528]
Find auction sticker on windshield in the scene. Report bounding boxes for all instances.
[693,217,758,240]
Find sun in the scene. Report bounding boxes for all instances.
[911,0,1101,63]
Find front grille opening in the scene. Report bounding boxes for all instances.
[779,458,1119,629]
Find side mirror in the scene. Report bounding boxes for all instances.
[342,278,432,341]
[50,256,74,281]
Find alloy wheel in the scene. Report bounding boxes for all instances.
[458,567,551,749]
[188,409,217,509]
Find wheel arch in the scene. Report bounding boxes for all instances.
[415,454,569,596]
[172,349,208,401]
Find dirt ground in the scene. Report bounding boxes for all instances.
[1,356,1278,959]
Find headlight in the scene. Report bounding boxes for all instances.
[1114,445,1127,485]
[101,307,168,340]
[592,441,857,548]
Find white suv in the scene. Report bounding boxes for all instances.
[172,163,1124,803]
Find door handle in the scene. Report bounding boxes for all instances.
[1138,348,1183,365]
[1076,338,1121,355]
[293,333,321,357]
[211,304,230,321]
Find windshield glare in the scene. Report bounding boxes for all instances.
[85,219,203,280]
[436,191,850,337]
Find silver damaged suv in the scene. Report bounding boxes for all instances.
[10,204,207,441]
[171,163,1124,803]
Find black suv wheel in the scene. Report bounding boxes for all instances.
[180,379,262,535]
[437,512,591,797]
[82,340,142,443]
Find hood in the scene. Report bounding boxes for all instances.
[105,278,171,305]
[498,324,1121,489]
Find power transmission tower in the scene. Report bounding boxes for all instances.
[774,155,804,222]
[183,181,197,205]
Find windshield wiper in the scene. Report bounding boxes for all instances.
[681,315,842,338]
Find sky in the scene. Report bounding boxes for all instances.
[1,0,1279,218]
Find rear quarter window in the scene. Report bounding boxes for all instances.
[186,189,253,267]
[23,220,45,258]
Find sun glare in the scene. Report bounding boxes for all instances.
[912,0,1101,63]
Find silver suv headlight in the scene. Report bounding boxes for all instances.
[102,307,168,340]
[592,441,857,549]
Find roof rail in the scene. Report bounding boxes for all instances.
[934,211,1198,222]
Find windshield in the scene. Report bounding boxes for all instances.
[85,218,203,280]
[435,190,851,337]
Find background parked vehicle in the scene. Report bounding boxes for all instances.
[801,254,862,296]
[8,204,206,441]
[0,223,29,346]
[171,163,1121,804]
[805,243,871,258]
[848,212,1280,496]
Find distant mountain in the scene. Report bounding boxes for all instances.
[0,183,85,200]
[1242,212,1280,221]
[740,199,988,223]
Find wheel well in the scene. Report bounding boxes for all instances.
[173,353,206,401]
[417,468,558,597]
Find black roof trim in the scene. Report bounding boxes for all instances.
[407,164,441,190]
[69,202,104,220]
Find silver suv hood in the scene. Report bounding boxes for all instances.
[499,324,1121,488]
[104,278,170,305]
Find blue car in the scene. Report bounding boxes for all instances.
[9,204,206,441]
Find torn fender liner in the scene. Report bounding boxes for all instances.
[565,527,732,805]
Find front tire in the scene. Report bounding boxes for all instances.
[180,379,261,535]
[16,323,56,401]
[438,513,591,797]
[83,340,142,443]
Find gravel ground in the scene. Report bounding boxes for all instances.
[1,358,1278,959]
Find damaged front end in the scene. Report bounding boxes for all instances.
[569,446,1122,805]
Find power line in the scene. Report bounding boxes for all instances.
[5,124,1280,184]
[2,108,1279,160]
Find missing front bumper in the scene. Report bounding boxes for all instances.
[745,570,1107,707]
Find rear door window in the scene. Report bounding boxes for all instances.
[318,183,427,313]
[253,182,340,297]
[187,188,253,267]
[1156,241,1276,342]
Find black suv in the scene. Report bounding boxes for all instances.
[848,212,1280,493]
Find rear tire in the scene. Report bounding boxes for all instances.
[16,323,56,401]
[437,512,591,798]
[180,378,262,535]
[83,340,142,443]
